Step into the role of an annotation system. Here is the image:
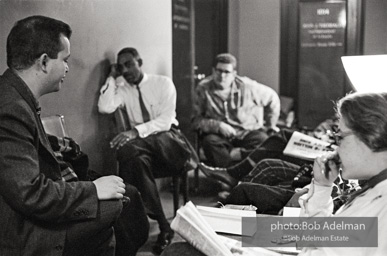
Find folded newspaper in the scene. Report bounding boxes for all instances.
[196,205,257,236]
[171,201,283,256]
[283,131,335,160]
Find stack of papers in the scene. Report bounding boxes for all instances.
[197,205,257,236]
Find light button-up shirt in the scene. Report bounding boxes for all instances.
[98,73,178,138]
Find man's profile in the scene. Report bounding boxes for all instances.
[0,15,146,256]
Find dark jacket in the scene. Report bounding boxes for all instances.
[0,69,100,255]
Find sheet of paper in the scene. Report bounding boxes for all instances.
[197,205,257,236]
[283,131,333,160]
[282,207,301,217]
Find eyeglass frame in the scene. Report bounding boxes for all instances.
[333,130,354,146]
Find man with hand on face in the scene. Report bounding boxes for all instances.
[192,53,281,168]
[98,47,193,254]
[0,15,134,256]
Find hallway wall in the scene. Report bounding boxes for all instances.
[1,0,386,175]
[228,0,281,93]
[363,0,387,54]
[0,0,172,174]
[228,0,387,95]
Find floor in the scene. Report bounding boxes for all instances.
[136,169,225,256]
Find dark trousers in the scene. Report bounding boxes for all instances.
[63,184,149,256]
[115,184,150,256]
[241,158,300,184]
[201,129,269,167]
[225,183,295,215]
[226,130,312,180]
[117,130,190,231]
[225,159,303,214]
[63,199,122,256]
[161,242,205,256]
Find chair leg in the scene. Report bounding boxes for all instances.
[172,176,180,215]
[181,171,189,203]
[194,132,202,193]
[194,167,200,192]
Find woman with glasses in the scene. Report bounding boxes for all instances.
[162,92,387,256]
[298,92,387,255]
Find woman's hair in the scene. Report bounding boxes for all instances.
[7,15,72,70]
[336,92,387,151]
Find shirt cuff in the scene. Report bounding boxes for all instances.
[134,123,149,138]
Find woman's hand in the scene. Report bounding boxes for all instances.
[313,151,340,187]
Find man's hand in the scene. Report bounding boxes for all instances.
[93,175,125,200]
[219,122,236,138]
[109,64,120,79]
[110,129,139,150]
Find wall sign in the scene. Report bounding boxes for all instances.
[298,1,347,128]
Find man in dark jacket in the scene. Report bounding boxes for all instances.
[0,15,147,256]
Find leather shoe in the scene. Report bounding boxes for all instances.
[152,229,175,255]
[198,163,238,188]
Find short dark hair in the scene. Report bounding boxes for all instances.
[213,53,237,70]
[7,15,72,70]
[336,92,387,152]
[117,47,141,61]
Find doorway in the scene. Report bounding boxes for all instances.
[280,0,364,128]
[194,0,228,80]
[172,0,228,143]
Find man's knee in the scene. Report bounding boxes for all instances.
[125,183,138,196]
[64,200,122,256]
[117,143,139,163]
[245,129,269,144]
[99,199,124,226]
[259,134,287,151]
[201,133,226,146]
[124,184,145,205]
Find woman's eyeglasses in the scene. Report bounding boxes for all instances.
[333,130,354,146]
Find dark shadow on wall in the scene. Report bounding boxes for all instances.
[83,58,118,176]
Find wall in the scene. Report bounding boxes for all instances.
[0,0,172,175]
[1,0,386,174]
[363,0,387,54]
[229,0,387,94]
[228,0,281,93]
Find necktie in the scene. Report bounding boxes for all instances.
[136,84,150,123]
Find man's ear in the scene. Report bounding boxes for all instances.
[38,54,49,73]
[137,58,143,67]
